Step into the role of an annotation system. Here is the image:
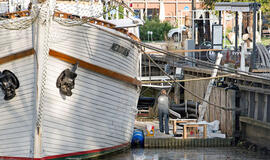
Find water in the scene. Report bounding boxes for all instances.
[96,147,270,160]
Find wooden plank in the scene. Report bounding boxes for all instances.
[173,121,177,135]
[183,125,187,139]
[239,91,247,116]
[246,91,250,117]
[213,88,217,120]
[267,95,270,123]
[231,90,236,137]
[49,49,141,86]
[254,93,259,120]
[184,75,190,100]
[263,94,268,122]
[206,80,210,122]
[203,124,207,139]
[209,90,215,122]
[226,90,236,137]
[251,68,270,73]
[214,88,221,121]
[193,79,197,102]
[0,48,35,65]
[197,80,204,102]
[220,89,227,134]
[249,92,255,118]
[146,49,223,54]
[218,89,222,122]
[188,80,192,101]
[240,116,270,130]
[257,93,264,121]
[227,90,231,136]
[183,67,270,86]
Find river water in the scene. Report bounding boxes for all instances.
[96,147,270,160]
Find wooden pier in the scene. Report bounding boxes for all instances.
[144,137,234,148]
[135,120,233,149]
[183,67,270,150]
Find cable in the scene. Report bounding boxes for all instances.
[84,19,257,78]
[143,50,239,111]
[139,42,269,80]
[136,43,267,79]
[52,6,270,92]
[49,6,250,111]
[50,1,269,81]
[85,21,270,80]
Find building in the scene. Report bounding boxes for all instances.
[126,0,204,26]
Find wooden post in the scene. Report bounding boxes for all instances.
[254,93,259,120]
[246,91,250,117]
[263,95,268,122]
[173,120,177,135]
[239,91,248,116]
[203,124,207,139]
[183,125,187,139]
[227,90,236,136]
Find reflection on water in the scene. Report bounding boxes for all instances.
[96,147,270,160]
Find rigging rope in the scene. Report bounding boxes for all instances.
[0,1,41,30]
[52,15,269,111]
[36,0,56,128]
[82,21,270,81]
[143,50,239,111]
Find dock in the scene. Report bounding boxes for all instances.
[144,137,234,148]
[135,119,234,148]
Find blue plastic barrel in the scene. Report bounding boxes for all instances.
[131,129,144,147]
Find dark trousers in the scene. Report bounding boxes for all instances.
[158,109,169,134]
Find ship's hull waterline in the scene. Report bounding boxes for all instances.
[0,18,141,159]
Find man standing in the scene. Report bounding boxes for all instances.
[158,89,169,134]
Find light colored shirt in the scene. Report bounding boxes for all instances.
[158,95,169,112]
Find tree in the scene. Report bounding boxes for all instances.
[139,18,173,41]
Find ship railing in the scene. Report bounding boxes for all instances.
[1,10,30,19]
[53,11,140,42]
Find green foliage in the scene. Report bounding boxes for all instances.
[203,0,270,14]
[103,5,124,20]
[139,18,173,41]
[118,6,124,19]
[262,37,270,46]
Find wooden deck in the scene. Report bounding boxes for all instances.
[144,137,234,148]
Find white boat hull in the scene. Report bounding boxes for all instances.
[0,17,140,159]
